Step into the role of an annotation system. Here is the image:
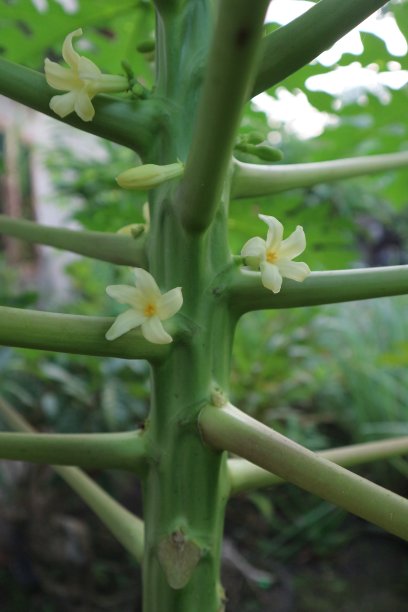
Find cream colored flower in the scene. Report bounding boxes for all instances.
[44,28,128,122]
[241,214,310,293]
[105,268,183,344]
[116,162,184,190]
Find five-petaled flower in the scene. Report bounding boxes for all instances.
[241,214,310,293]
[105,268,183,344]
[44,28,128,122]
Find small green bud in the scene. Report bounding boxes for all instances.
[116,162,184,191]
[246,132,265,145]
[251,144,283,162]
[235,142,283,162]
[234,151,264,164]
[136,40,156,53]
[121,60,134,81]
[117,224,145,238]
[131,82,147,98]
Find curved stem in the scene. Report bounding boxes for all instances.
[0,58,161,154]
[200,403,408,541]
[58,466,144,563]
[0,397,144,562]
[251,0,389,97]
[0,430,146,472]
[0,215,147,266]
[0,306,170,361]
[57,466,145,562]
[231,152,408,199]
[178,0,269,233]
[229,265,408,315]
[229,436,408,494]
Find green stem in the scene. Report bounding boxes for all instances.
[231,152,408,199]
[229,436,408,494]
[139,2,236,608]
[178,0,269,233]
[0,215,147,266]
[0,58,161,154]
[200,403,408,541]
[229,266,408,315]
[0,306,169,361]
[0,397,144,562]
[56,466,145,562]
[0,430,146,472]
[251,0,389,97]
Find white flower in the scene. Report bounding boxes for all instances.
[241,214,310,293]
[44,28,128,122]
[105,268,183,344]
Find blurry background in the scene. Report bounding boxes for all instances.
[1,1,408,610]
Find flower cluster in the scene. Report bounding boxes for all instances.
[44,29,128,122]
[105,268,183,344]
[241,214,310,293]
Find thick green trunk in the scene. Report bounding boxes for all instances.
[142,205,234,610]
[141,10,234,605]
[143,344,230,609]
[141,156,235,606]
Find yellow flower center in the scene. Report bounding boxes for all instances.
[144,303,157,317]
[266,249,278,263]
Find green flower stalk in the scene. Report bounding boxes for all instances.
[116,162,184,190]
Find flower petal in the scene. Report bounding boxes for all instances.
[62,28,83,68]
[134,268,161,300]
[241,236,266,269]
[260,261,283,293]
[105,309,145,341]
[77,55,101,82]
[142,316,173,344]
[74,89,95,122]
[277,260,310,282]
[44,59,78,90]
[279,226,306,260]
[106,285,142,308]
[157,287,183,320]
[259,215,283,252]
[49,91,77,118]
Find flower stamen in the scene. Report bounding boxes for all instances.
[144,303,157,317]
[266,250,278,263]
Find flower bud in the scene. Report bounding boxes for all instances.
[116,162,184,190]
[235,143,283,162]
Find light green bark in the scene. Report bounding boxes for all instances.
[0,214,147,266]
[232,152,408,199]
[200,404,408,541]
[228,436,408,494]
